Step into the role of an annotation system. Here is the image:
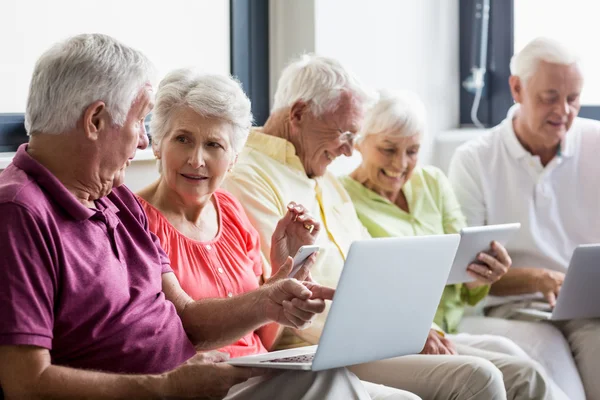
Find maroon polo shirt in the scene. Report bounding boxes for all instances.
[0,144,196,374]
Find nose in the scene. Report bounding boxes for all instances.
[392,154,408,170]
[341,142,353,157]
[138,127,150,150]
[556,99,569,118]
[189,146,206,169]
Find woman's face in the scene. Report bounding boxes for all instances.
[157,107,235,204]
[356,130,421,197]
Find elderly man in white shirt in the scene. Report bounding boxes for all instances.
[449,37,600,400]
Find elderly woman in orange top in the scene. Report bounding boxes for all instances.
[136,69,418,399]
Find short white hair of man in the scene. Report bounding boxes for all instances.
[271,54,373,117]
[25,33,155,135]
[356,89,426,144]
[510,37,580,83]
[150,68,253,155]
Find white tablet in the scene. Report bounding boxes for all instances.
[446,223,521,285]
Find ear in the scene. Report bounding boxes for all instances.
[508,75,523,104]
[82,101,109,141]
[289,101,310,128]
[152,142,161,159]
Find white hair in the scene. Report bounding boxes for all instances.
[25,33,155,135]
[272,54,373,116]
[150,69,253,155]
[510,37,580,83]
[357,90,426,143]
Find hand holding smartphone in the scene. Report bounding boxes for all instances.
[289,245,320,278]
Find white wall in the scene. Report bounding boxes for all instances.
[269,0,460,175]
[0,0,230,113]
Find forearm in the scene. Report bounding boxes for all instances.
[180,289,269,350]
[489,267,539,296]
[3,364,164,400]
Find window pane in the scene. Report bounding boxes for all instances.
[515,0,600,105]
[0,0,230,113]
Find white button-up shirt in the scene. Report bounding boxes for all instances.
[448,105,600,296]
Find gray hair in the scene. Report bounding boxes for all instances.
[150,69,253,155]
[25,33,155,135]
[356,90,426,143]
[510,37,580,83]
[272,54,373,116]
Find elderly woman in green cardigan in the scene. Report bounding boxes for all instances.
[340,90,530,355]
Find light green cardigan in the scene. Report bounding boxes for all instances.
[340,166,489,333]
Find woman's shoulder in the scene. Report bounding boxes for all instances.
[214,188,254,228]
[338,175,368,200]
[413,165,450,187]
[214,188,245,212]
[411,166,455,202]
[135,195,171,233]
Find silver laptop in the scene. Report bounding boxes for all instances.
[515,244,600,321]
[227,234,460,371]
[447,223,521,285]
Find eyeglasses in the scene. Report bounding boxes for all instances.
[339,131,357,145]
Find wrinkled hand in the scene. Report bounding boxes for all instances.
[262,257,334,329]
[270,202,321,270]
[420,329,457,355]
[467,241,512,285]
[534,268,565,307]
[163,351,268,399]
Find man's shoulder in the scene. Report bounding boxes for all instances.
[0,164,50,216]
[454,125,504,161]
[574,117,600,139]
[109,185,147,224]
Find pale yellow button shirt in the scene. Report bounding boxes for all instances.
[223,129,369,347]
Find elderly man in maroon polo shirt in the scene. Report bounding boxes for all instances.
[0,34,386,400]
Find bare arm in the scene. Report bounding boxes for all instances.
[162,256,330,351]
[162,272,270,351]
[489,268,539,296]
[0,346,264,400]
[489,267,565,306]
[0,346,164,400]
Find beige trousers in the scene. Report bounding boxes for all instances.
[226,367,421,399]
[461,302,599,400]
[348,334,568,400]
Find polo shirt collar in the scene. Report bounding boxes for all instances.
[12,144,105,221]
[502,104,576,160]
[245,128,306,172]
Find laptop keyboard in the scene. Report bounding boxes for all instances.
[261,353,315,364]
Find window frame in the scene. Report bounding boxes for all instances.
[0,1,271,152]
[459,0,600,127]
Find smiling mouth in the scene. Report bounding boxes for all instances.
[381,169,405,179]
[180,173,209,181]
[325,151,335,161]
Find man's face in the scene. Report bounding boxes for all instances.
[511,61,583,147]
[101,85,154,189]
[291,92,364,178]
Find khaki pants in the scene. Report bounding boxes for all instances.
[348,335,567,400]
[460,302,599,400]
[226,368,421,399]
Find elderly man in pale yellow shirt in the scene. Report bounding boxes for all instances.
[224,55,565,400]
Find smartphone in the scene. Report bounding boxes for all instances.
[289,245,320,278]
